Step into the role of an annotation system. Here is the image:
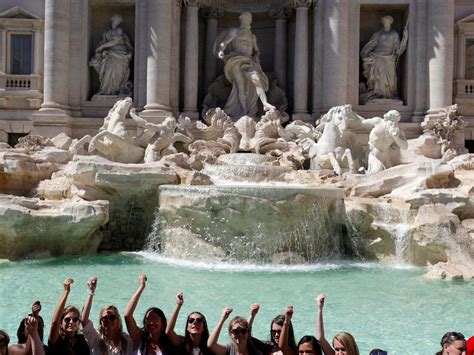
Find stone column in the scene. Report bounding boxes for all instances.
[0,26,6,73]
[32,0,72,137]
[182,0,200,119]
[33,24,44,75]
[426,0,454,113]
[270,7,292,90]
[321,0,349,110]
[292,0,311,121]
[142,0,173,122]
[202,7,224,91]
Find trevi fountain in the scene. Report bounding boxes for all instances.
[0,1,473,353]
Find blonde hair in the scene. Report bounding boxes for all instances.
[98,305,127,355]
[333,332,360,355]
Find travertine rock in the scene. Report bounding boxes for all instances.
[0,194,108,260]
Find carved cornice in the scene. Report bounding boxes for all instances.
[200,0,301,13]
[200,6,225,19]
[184,0,202,7]
[292,0,312,8]
[269,6,293,20]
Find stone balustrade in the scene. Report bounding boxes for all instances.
[0,73,43,109]
[456,79,474,98]
[0,74,42,91]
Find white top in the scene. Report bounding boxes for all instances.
[82,321,135,355]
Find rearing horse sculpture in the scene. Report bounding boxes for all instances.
[307,104,356,175]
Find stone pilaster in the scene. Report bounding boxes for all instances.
[321,0,349,110]
[292,0,312,121]
[270,7,292,90]
[426,0,454,114]
[182,0,201,119]
[142,0,173,122]
[0,25,6,73]
[33,23,44,75]
[32,0,72,137]
[201,7,224,91]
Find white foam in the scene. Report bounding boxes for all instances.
[125,252,421,273]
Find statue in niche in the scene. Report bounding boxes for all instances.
[213,12,276,118]
[89,14,133,96]
[358,110,408,173]
[360,15,408,104]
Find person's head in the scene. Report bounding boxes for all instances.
[332,332,360,355]
[383,110,401,123]
[0,330,9,355]
[184,312,210,352]
[239,12,252,28]
[61,306,81,337]
[228,316,250,346]
[142,307,167,340]
[381,16,393,30]
[99,305,123,338]
[111,14,123,28]
[369,350,388,355]
[270,315,297,351]
[438,332,466,355]
[297,335,322,355]
[16,315,44,344]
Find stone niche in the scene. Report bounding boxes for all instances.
[359,4,409,106]
[88,2,135,102]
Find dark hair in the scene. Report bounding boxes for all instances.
[270,315,297,353]
[369,349,388,355]
[0,330,10,355]
[17,315,45,344]
[141,307,173,353]
[184,312,212,355]
[436,332,466,355]
[228,316,260,355]
[298,335,322,355]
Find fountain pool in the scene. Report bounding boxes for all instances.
[0,253,472,355]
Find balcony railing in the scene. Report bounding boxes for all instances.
[455,79,474,99]
[0,74,42,91]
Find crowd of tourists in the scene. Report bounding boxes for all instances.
[0,275,472,355]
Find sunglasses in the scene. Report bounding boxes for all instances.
[231,327,248,335]
[63,316,79,324]
[100,314,117,323]
[299,351,315,354]
[271,329,282,335]
[188,317,204,325]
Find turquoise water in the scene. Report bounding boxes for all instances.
[0,252,473,355]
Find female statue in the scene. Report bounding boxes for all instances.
[90,14,133,96]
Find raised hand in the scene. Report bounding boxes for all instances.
[87,276,97,294]
[249,303,260,317]
[63,278,74,292]
[284,305,293,319]
[32,300,41,317]
[176,292,184,306]
[25,316,39,334]
[139,274,147,287]
[221,307,233,321]
[316,293,326,309]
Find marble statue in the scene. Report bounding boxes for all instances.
[88,97,144,163]
[359,110,408,173]
[130,109,192,163]
[214,12,275,118]
[360,16,408,104]
[304,105,357,175]
[89,14,133,96]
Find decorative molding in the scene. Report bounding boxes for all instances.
[269,6,293,20]
[200,7,225,19]
[0,6,41,20]
[200,0,299,13]
[292,0,312,8]
[184,0,202,7]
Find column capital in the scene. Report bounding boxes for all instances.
[269,6,293,20]
[292,0,312,8]
[200,6,224,20]
[183,0,201,7]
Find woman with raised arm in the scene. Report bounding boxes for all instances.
[165,292,212,355]
[25,317,45,355]
[81,276,134,354]
[315,294,359,355]
[48,278,89,355]
[124,274,174,354]
[275,306,297,355]
[208,308,262,355]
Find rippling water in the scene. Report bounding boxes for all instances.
[0,253,473,355]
